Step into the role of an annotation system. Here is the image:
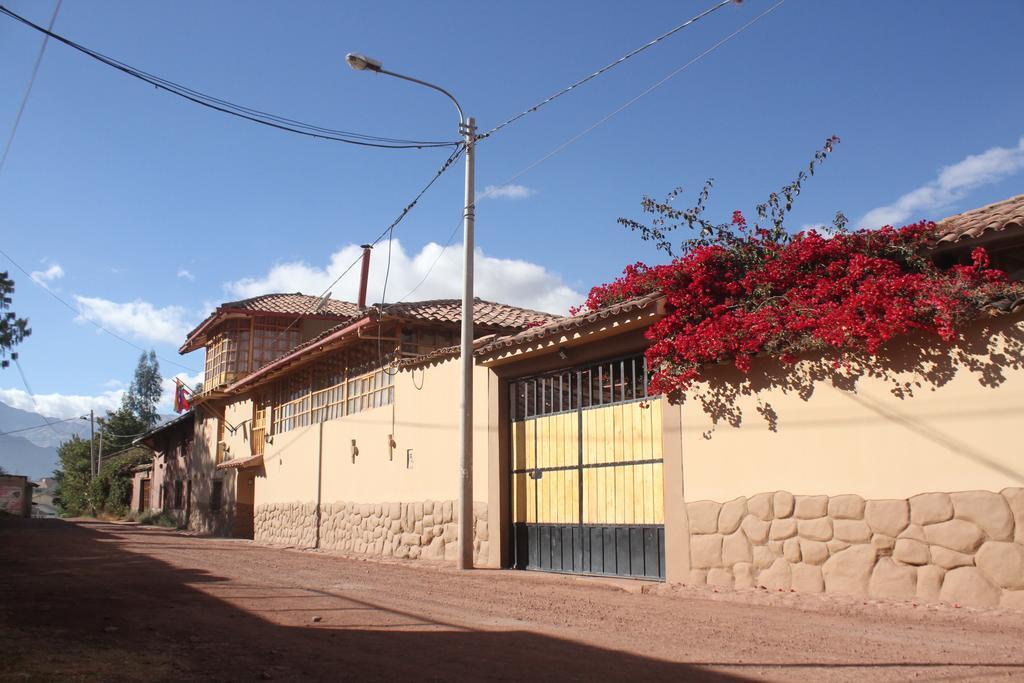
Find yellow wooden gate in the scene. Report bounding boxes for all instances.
[511,354,665,579]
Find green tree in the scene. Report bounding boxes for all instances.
[53,350,164,516]
[122,350,162,430]
[0,271,31,369]
[54,436,92,516]
[99,407,147,454]
[95,448,149,516]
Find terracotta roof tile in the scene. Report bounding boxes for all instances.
[475,292,664,356]
[226,299,558,392]
[214,293,360,318]
[181,293,360,353]
[933,194,1024,245]
[382,298,557,331]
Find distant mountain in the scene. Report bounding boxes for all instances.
[0,401,180,479]
[0,401,91,449]
[0,433,59,480]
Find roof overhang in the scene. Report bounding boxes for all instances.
[476,294,667,367]
[927,222,1024,256]
[216,454,264,470]
[134,411,195,449]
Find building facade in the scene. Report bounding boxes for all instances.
[0,475,32,518]
[161,194,1024,610]
[132,412,195,526]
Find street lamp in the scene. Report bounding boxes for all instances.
[345,53,476,570]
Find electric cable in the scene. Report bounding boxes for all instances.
[374,145,465,373]
[476,0,734,142]
[0,414,83,437]
[0,0,61,177]
[0,4,460,149]
[12,357,62,439]
[253,143,465,367]
[396,1,785,304]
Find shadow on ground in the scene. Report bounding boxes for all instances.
[0,517,737,682]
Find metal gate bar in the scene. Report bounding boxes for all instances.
[510,353,665,581]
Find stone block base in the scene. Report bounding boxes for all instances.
[686,488,1024,610]
[254,499,489,565]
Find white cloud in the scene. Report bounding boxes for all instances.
[30,263,64,286]
[73,296,195,345]
[224,239,581,315]
[481,183,536,200]
[0,387,124,420]
[0,369,203,420]
[176,268,195,281]
[861,136,1024,228]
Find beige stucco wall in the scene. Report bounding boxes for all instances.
[674,314,1024,609]
[251,358,496,564]
[680,315,1024,502]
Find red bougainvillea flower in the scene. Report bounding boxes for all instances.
[575,219,1023,399]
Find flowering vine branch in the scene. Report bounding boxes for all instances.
[576,137,1024,403]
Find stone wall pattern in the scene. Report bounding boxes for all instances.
[254,499,489,565]
[686,488,1024,610]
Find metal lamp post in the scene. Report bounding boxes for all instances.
[346,53,476,569]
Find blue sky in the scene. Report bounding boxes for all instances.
[1,0,1023,418]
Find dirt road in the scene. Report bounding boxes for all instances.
[1,518,1023,681]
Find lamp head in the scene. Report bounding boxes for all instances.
[346,53,382,72]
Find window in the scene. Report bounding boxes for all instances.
[210,480,223,512]
[173,480,184,510]
[400,327,456,356]
[216,418,227,464]
[203,319,249,390]
[252,318,301,370]
[251,400,268,456]
[345,368,395,415]
[203,317,302,391]
[270,362,395,436]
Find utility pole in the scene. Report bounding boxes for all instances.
[89,409,95,478]
[97,429,104,476]
[457,117,476,570]
[345,53,476,569]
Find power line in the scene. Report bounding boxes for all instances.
[12,357,63,439]
[398,1,784,303]
[484,1,785,192]
[0,0,61,177]
[259,143,465,356]
[0,247,199,373]
[476,0,734,142]
[0,4,459,150]
[376,145,465,304]
[0,414,82,438]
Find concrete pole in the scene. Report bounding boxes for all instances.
[457,117,476,569]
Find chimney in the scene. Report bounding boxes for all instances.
[357,244,372,309]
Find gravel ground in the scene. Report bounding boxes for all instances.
[1,517,1023,682]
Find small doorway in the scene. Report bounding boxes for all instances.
[233,471,256,539]
[139,479,151,512]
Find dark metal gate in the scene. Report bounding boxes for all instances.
[510,354,665,580]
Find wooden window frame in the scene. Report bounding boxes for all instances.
[270,363,395,435]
